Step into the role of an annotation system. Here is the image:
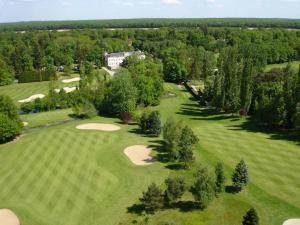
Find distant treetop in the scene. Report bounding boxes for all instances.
[1,18,300,32]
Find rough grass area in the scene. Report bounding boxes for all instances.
[0,83,299,225]
[264,60,300,72]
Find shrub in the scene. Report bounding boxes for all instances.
[232,159,249,191]
[139,110,161,136]
[72,101,97,118]
[242,208,259,225]
[215,162,226,194]
[120,112,132,124]
[191,167,216,209]
[0,113,22,143]
[164,177,186,206]
[140,183,164,213]
[18,69,56,83]
[20,102,35,113]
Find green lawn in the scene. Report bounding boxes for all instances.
[0,69,107,106]
[264,60,300,72]
[0,116,168,225]
[20,109,74,129]
[0,83,299,225]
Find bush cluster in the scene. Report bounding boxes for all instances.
[0,95,23,143]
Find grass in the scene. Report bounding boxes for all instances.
[0,83,299,225]
[20,109,74,129]
[124,83,300,225]
[0,69,107,106]
[264,60,300,72]
[0,116,169,225]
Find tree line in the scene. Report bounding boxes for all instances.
[138,159,254,224]
[0,27,299,86]
[205,44,300,128]
[1,18,300,32]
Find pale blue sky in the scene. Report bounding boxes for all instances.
[0,0,299,23]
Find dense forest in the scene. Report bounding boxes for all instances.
[0,26,300,130]
[1,18,300,32]
[0,27,299,84]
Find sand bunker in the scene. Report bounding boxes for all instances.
[55,87,76,93]
[18,94,45,103]
[76,123,121,131]
[62,77,80,83]
[283,219,300,225]
[0,209,20,225]
[124,145,155,165]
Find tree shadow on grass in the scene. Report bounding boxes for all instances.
[176,105,238,121]
[165,163,185,171]
[174,201,202,212]
[225,185,241,194]
[148,140,170,163]
[147,140,188,171]
[127,204,145,215]
[227,117,300,145]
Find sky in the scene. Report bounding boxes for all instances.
[0,0,299,23]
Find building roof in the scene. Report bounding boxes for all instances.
[105,51,144,58]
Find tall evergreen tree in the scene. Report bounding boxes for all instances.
[219,47,240,112]
[148,111,162,136]
[242,208,259,225]
[283,64,296,128]
[240,57,255,115]
[164,177,186,206]
[140,183,164,212]
[215,162,226,194]
[232,159,249,190]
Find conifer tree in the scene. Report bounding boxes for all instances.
[140,183,164,212]
[164,177,186,206]
[242,208,259,225]
[232,159,249,190]
[215,162,225,194]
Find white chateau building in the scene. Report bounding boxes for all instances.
[104,51,146,69]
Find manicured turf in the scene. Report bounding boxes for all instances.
[264,60,300,72]
[0,83,299,225]
[20,109,74,129]
[0,116,168,225]
[137,83,300,225]
[0,69,108,106]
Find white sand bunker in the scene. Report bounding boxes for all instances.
[0,209,20,225]
[62,77,80,83]
[55,87,76,93]
[124,145,155,166]
[76,123,121,131]
[18,94,45,103]
[283,219,300,225]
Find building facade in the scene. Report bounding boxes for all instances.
[104,51,146,69]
